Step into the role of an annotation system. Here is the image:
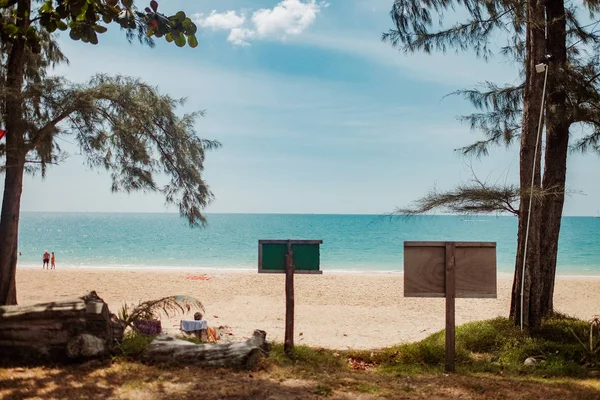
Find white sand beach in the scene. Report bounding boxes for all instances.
[14,268,600,350]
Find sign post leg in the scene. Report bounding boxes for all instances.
[445,242,456,373]
[284,240,295,356]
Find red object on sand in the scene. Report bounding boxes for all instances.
[185,274,211,281]
[0,129,6,140]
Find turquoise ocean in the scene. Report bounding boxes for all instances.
[16,213,600,275]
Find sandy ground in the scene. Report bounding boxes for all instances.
[13,268,600,350]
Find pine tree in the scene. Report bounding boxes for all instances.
[0,1,216,305]
[383,0,600,328]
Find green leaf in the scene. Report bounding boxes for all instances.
[165,32,173,42]
[26,26,38,39]
[93,25,108,33]
[39,1,53,13]
[102,13,112,23]
[70,28,82,40]
[56,4,69,18]
[122,0,133,8]
[187,35,198,48]
[174,32,186,47]
[176,11,186,21]
[47,20,57,33]
[3,24,19,36]
[89,30,98,45]
[56,20,68,31]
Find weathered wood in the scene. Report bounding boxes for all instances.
[141,329,270,369]
[0,291,124,363]
[284,240,295,355]
[445,242,456,373]
[404,241,497,298]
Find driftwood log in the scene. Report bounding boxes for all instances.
[142,329,270,369]
[0,291,124,363]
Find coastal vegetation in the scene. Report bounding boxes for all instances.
[384,0,600,328]
[1,315,599,399]
[0,0,216,306]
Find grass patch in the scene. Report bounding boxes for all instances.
[113,331,155,357]
[267,343,347,373]
[346,315,600,378]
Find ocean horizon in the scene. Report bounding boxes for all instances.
[16,212,600,276]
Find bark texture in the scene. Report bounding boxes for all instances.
[510,0,546,329]
[0,0,30,306]
[539,0,569,316]
[142,330,270,369]
[0,291,125,363]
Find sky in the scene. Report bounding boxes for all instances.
[10,0,600,215]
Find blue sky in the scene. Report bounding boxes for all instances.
[13,0,600,215]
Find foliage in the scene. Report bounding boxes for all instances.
[0,0,199,53]
[394,180,521,216]
[569,317,600,366]
[113,330,155,357]
[118,295,204,332]
[0,73,220,224]
[347,316,599,377]
[382,0,600,163]
[392,174,568,217]
[268,343,347,372]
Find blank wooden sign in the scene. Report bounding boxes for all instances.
[404,242,497,298]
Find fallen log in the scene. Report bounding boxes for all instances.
[141,329,270,369]
[0,291,124,363]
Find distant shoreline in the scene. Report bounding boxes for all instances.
[18,211,600,217]
[15,263,600,278]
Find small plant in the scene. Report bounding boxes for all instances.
[113,331,156,357]
[118,295,205,334]
[569,317,600,365]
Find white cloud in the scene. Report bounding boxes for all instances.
[252,0,321,37]
[227,28,256,46]
[195,10,246,30]
[193,0,325,45]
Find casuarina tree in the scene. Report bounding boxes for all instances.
[0,0,218,305]
[383,0,600,328]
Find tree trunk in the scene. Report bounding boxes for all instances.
[510,0,546,329]
[539,0,569,317]
[0,291,125,363]
[0,155,25,305]
[0,0,30,306]
[141,330,270,370]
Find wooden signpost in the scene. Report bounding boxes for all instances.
[404,241,497,372]
[258,239,323,355]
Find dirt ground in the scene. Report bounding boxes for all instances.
[1,360,599,400]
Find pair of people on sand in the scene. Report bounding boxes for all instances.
[42,251,55,269]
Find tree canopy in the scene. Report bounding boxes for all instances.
[0,0,199,51]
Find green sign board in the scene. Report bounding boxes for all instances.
[258,240,323,274]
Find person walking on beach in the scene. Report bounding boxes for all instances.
[51,252,56,270]
[42,251,50,269]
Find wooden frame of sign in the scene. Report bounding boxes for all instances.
[257,239,323,355]
[404,241,497,372]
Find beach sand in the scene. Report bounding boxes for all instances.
[14,268,600,350]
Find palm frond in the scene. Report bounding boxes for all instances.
[120,295,205,328]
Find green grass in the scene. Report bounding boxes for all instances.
[267,343,347,373]
[113,315,599,380]
[263,315,599,379]
[113,331,156,357]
